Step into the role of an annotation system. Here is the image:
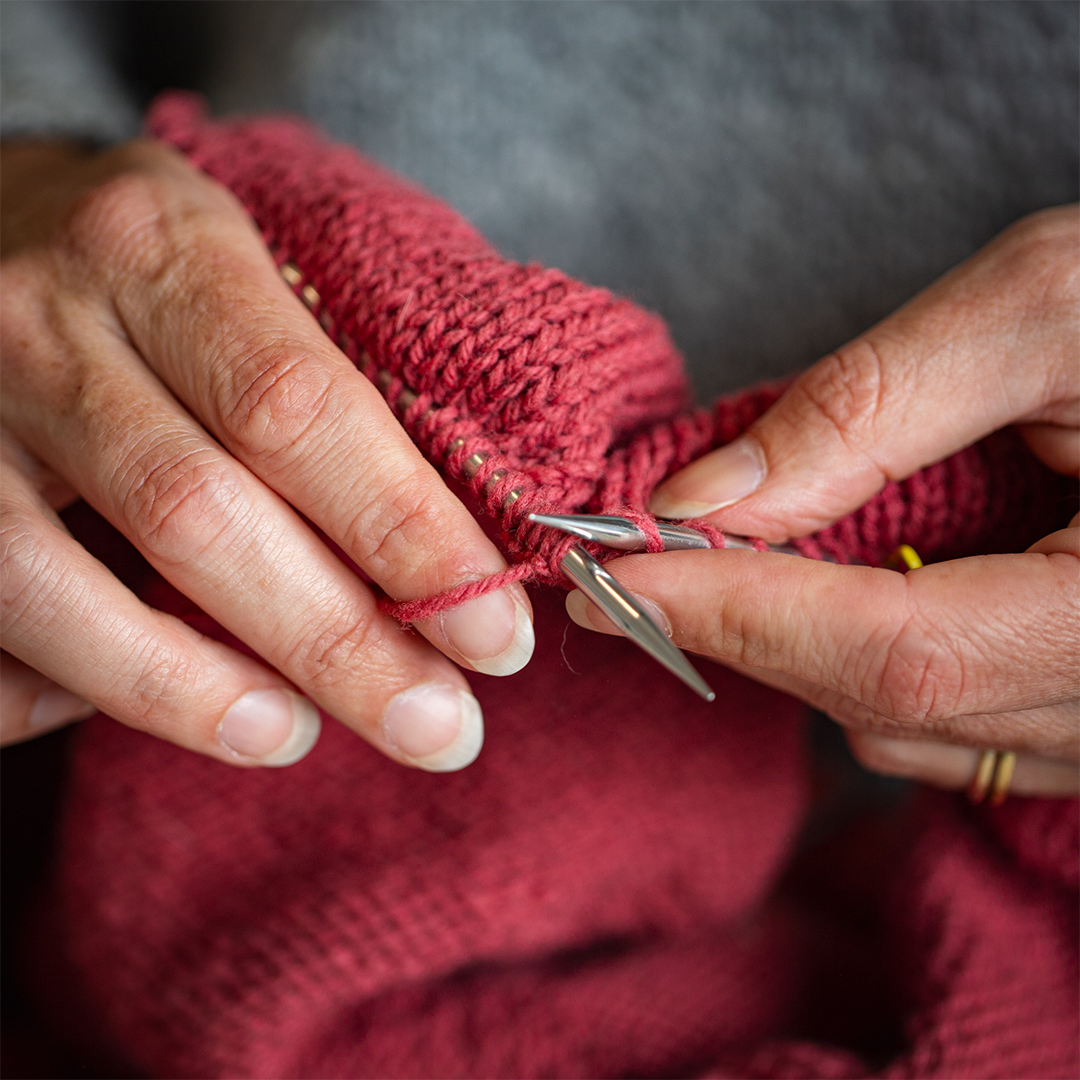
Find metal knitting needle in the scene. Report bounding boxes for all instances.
[559,544,716,702]
[528,513,801,556]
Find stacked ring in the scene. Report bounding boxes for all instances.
[968,749,1017,807]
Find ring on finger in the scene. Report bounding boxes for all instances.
[968,749,1017,807]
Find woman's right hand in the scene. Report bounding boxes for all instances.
[573,207,1078,798]
[1,139,533,770]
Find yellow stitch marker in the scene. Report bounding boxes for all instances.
[885,544,923,572]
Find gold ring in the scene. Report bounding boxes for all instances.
[968,749,1017,807]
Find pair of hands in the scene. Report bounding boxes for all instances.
[569,202,1079,798]
[2,140,1076,797]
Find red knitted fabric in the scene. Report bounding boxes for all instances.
[30,580,1080,1079]
[146,93,1069,619]
[24,95,1078,1078]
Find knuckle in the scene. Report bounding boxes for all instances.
[873,613,967,726]
[284,610,380,691]
[701,609,766,669]
[65,170,180,279]
[1031,252,1079,369]
[215,342,335,467]
[0,502,55,634]
[343,481,442,583]
[698,621,743,666]
[120,638,205,734]
[794,341,887,454]
[694,603,805,679]
[1001,206,1079,267]
[121,443,242,565]
[687,587,792,670]
[999,210,1080,325]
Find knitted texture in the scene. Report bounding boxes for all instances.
[147,93,1070,620]
[23,96,1078,1078]
[31,579,1080,1079]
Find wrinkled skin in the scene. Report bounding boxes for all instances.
[571,206,1080,798]
[1,140,534,770]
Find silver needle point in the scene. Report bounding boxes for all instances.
[530,512,799,556]
[528,513,711,551]
[528,513,644,549]
[560,544,715,702]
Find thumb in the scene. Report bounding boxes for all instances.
[650,206,1078,542]
[1,651,97,745]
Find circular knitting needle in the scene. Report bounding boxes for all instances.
[560,544,716,702]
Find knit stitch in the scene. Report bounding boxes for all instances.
[147,93,1071,620]
[21,96,1077,1079]
[28,579,1080,1079]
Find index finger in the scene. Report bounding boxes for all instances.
[576,545,1079,756]
[650,206,1079,541]
[79,142,532,676]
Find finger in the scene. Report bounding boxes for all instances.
[649,206,1079,541]
[568,576,1079,759]
[572,550,1079,794]
[77,142,531,676]
[1018,422,1080,478]
[565,545,1079,756]
[1,304,485,773]
[0,650,97,745]
[845,730,1080,798]
[1027,514,1080,556]
[1,462,321,765]
[0,429,77,511]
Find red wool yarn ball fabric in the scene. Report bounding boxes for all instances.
[23,94,1078,1079]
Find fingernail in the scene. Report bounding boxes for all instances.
[218,688,322,766]
[383,683,484,772]
[28,687,97,731]
[565,588,671,637]
[648,435,766,518]
[440,587,534,676]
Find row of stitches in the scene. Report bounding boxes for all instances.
[275,258,530,526]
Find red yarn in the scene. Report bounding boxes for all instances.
[146,93,1070,620]
[22,95,1076,1078]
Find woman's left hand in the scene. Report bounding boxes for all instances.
[567,206,1079,798]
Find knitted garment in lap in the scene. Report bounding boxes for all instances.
[36,581,1080,1079]
[147,92,1069,618]
[28,95,1078,1078]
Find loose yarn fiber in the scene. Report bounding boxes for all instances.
[147,93,1070,621]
